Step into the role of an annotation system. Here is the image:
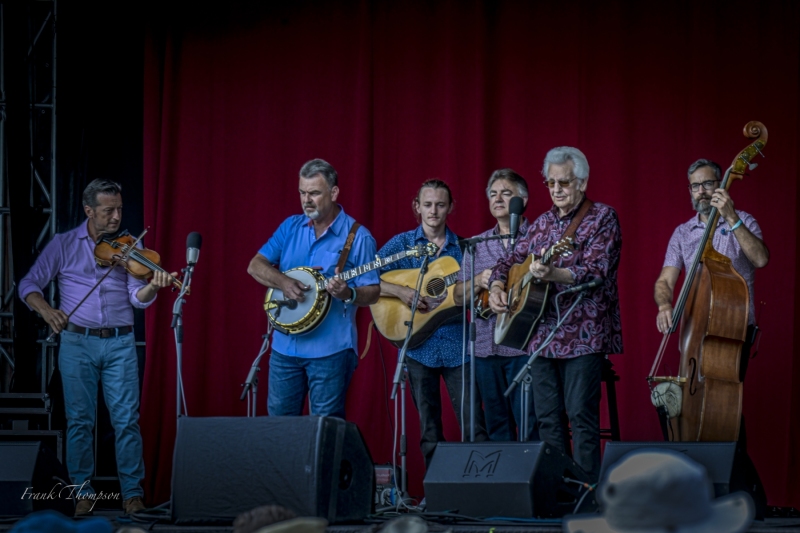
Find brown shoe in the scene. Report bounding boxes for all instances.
[123,496,146,515]
[75,499,95,516]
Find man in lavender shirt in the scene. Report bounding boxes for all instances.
[455,169,539,442]
[18,179,175,516]
[653,158,769,516]
[488,147,623,482]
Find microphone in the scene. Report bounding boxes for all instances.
[276,298,298,310]
[509,196,524,249]
[186,232,202,265]
[560,278,603,295]
[270,298,297,318]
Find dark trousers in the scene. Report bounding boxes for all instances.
[405,358,488,470]
[475,355,538,442]
[531,352,605,482]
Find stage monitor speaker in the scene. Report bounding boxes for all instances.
[600,442,736,497]
[171,416,374,524]
[423,441,597,518]
[0,441,73,517]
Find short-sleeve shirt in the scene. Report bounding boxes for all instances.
[458,220,530,358]
[489,199,624,359]
[258,206,379,358]
[378,226,465,368]
[663,210,761,324]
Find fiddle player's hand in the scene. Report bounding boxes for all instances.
[280,276,309,302]
[326,268,352,300]
[41,306,69,334]
[488,285,508,314]
[711,188,736,223]
[149,270,178,291]
[477,269,493,290]
[657,305,673,333]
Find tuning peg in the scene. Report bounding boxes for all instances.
[748,163,759,171]
[755,146,766,158]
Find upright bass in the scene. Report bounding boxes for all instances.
[648,121,767,442]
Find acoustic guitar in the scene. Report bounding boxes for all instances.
[493,238,575,350]
[370,255,461,349]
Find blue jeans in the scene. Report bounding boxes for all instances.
[268,349,357,419]
[58,330,145,499]
[531,353,604,482]
[405,358,488,470]
[475,355,538,442]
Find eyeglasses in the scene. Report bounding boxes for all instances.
[688,180,720,192]
[543,177,577,189]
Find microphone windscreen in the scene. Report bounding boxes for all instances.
[509,196,525,216]
[187,232,203,250]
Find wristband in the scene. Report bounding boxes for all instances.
[722,219,743,235]
[343,286,357,304]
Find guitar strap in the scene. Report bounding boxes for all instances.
[561,197,594,242]
[336,222,362,272]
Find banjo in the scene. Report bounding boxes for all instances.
[264,242,437,335]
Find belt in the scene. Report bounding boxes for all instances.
[65,323,133,338]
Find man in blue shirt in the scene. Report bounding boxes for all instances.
[248,159,380,419]
[378,179,487,469]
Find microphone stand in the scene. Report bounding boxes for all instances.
[504,290,587,442]
[240,321,273,416]
[459,233,511,442]
[172,261,196,419]
[390,253,430,502]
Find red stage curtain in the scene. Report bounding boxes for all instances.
[142,0,800,507]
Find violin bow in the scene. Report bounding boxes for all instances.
[45,228,149,342]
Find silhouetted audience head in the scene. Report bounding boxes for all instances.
[233,504,327,533]
[563,449,754,533]
[379,515,433,533]
[233,504,297,533]
[9,510,112,533]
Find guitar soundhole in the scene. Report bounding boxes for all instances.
[426,278,446,297]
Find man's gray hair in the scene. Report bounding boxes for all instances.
[485,168,529,199]
[299,158,338,188]
[687,159,722,181]
[542,147,590,183]
[82,179,122,208]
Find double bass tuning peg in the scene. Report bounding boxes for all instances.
[748,163,759,171]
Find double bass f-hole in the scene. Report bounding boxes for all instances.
[687,358,698,396]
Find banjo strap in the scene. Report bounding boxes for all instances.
[336,222,361,273]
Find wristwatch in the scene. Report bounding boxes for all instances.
[343,286,357,304]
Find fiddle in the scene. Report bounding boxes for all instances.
[95,230,187,293]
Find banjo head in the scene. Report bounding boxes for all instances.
[264,267,331,335]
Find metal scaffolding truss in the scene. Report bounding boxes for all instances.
[0,0,57,393]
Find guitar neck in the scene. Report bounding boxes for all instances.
[517,244,559,287]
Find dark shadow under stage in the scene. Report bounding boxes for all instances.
[2,510,800,533]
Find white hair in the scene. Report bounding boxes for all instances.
[541,146,590,184]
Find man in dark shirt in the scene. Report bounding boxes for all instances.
[488,147,623,481]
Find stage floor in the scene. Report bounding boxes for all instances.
[2,509,800,533]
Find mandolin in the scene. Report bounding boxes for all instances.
[370,256,462,349]
[493,238,575,350]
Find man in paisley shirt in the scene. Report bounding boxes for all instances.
[378,179,487,470]
[454,169,539,442]
[488,147,623,482]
